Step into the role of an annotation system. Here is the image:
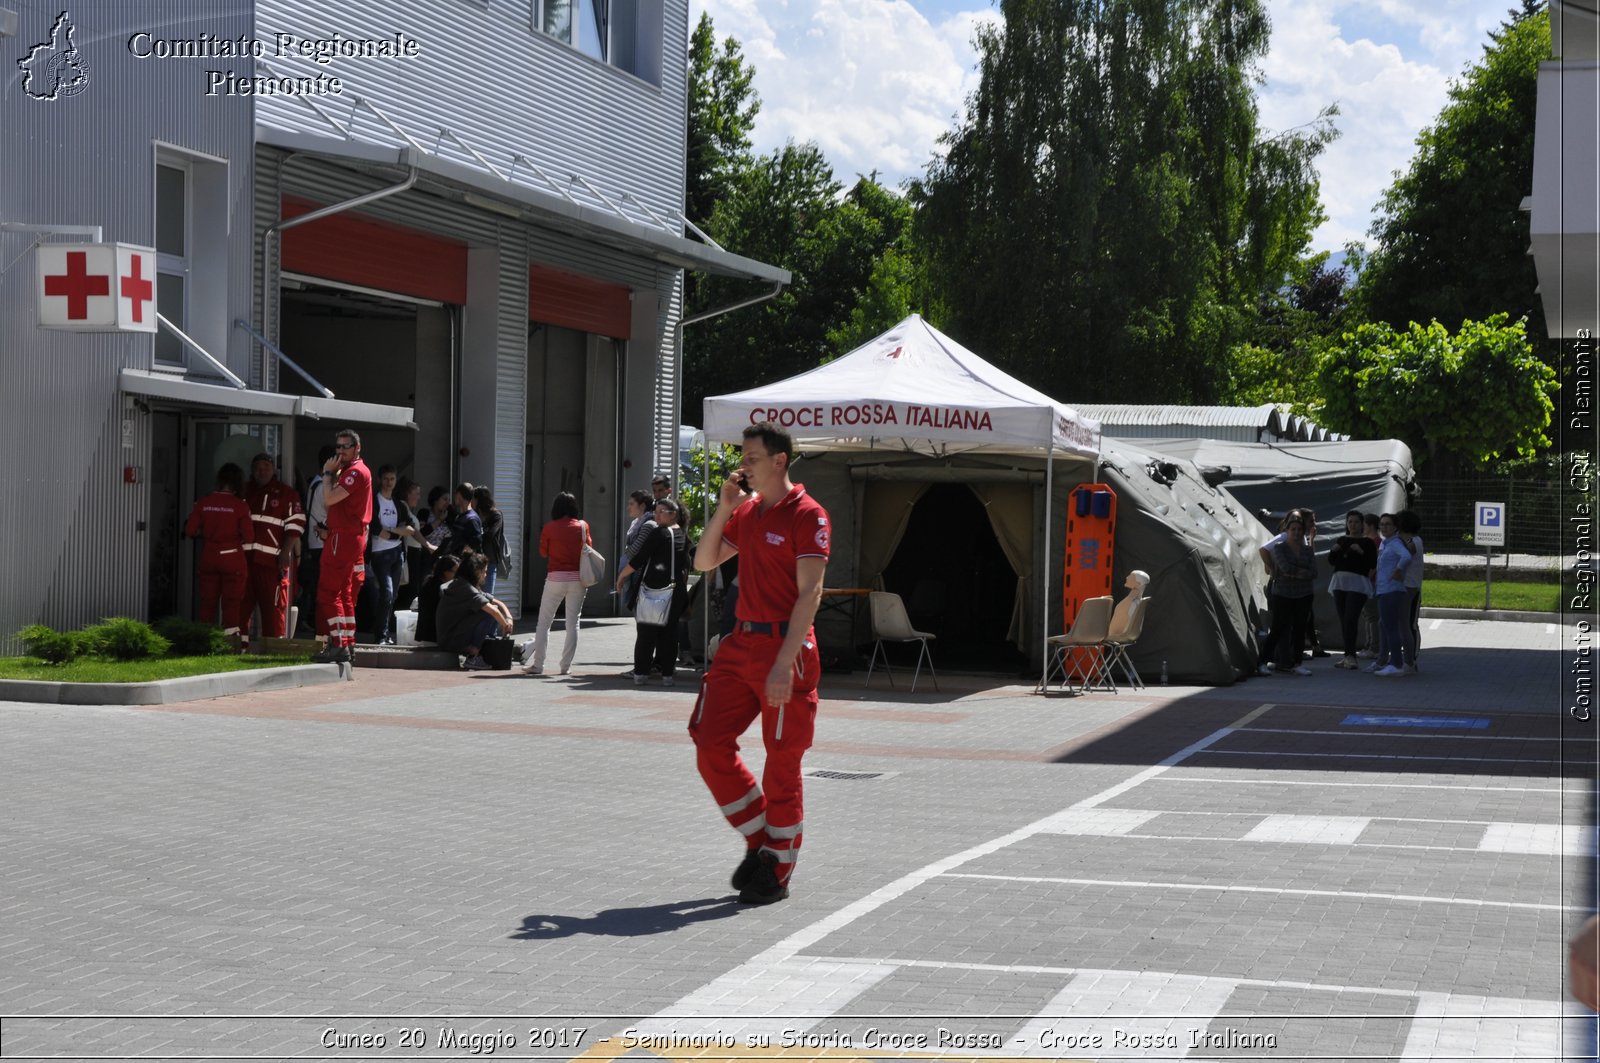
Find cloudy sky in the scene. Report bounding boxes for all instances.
[686,0,1516,254]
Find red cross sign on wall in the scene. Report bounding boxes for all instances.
[43,250,110,320]
[37,243,158,332]
[115,246,156,333]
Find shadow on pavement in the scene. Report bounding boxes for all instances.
[510,896,744,939]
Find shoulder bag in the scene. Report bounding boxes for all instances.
[634,527,677,627]
[577,520,606,588]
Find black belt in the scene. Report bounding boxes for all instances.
[738,620,789,636]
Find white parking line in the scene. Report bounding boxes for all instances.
[1478,822,1595,856]
[941,873,1583,912]
[631,703,1276,1037]
[1242,814,1370,845]
[1400,992,1580,1060]
[1143,776,1575,793]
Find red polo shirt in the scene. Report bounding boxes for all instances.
[723,485,830,623]
[326,458,373,534]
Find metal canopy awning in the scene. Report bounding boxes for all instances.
[120,369,417,428]
[256,127,792,285]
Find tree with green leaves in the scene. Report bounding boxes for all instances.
[914,0,1335,404]
[1218,253,1353,405]
[1351,10,1548,337]
[686,13,760,230]
[1313,314,1557,472]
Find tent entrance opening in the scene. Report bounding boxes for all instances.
[881,483,1025,672]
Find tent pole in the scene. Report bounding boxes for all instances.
[1041,449,1054,693]
[702,445,711,668]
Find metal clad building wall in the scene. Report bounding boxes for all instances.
[261,153,682,605]
[255,0,689,226]
[494,224,529,617]
[655,283,683,470]
[0,1,256,649]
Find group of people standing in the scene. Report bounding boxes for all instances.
[183,453,307,644]
[1259,506,1424,677]
[183,429,511,660]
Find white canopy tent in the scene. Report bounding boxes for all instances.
[702,314,1102,685]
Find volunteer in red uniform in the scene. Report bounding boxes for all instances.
[242,453,306,639]
[313,429,373,664]
[691,421,830,905]
[184,463,255,640]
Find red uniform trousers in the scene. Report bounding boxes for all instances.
[197,549,249,636]
[689,627,820,889]
[316,531,366,647]
[242,560,291,638]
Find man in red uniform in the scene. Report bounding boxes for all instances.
[691,421,830,905]
[184,463,255,640]
[242,453,306,639]
[312,429,373,664]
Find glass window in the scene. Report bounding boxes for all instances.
[155,272,185,364]
[537,0,611,61]
[156,165,186,257]
[541,0,572,43]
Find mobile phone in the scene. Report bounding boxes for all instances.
[737,473,752,494]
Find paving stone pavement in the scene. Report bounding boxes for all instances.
[0,617,1595,1061]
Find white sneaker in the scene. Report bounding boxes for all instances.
[513,641,532,665]
[463,655,490,671]
[661,675,675,687]
[1374,665,1403,677]
[632,674,647,687]
[524,663,543,675]
[1364,661,1382,673]
[1291,666,1313,676]
[1257,663,1273,676]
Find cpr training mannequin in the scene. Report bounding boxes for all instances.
[1108,569,1150,641]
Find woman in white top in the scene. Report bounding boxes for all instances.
[367,464,418,645]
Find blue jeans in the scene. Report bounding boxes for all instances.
[1377,590,1408,668]
[368,547,405,642]
[483,564,497,596]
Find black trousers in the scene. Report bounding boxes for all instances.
[1267,594,1312,670]
[296,548,322,636]
[1333,590,1369,656]
[633,620,679,677]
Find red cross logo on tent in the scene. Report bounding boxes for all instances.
[886,345,904,359]
[37,243,158,332]
[43,250,110,320]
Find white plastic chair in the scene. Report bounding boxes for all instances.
[866,591,939,692]
[1037,596,1114,694]
[1102,596,1150,690]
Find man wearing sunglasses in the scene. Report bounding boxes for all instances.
[312,430,372,664]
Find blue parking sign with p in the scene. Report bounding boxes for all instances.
[1479,505,1501,526]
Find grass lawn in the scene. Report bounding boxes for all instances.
[1425,579,1568,613]
[0,654,314,683]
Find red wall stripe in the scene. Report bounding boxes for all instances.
[280,196,469,305]
[528,262,632,340]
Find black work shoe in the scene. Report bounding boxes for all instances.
[737,851,788,905]
[731,847,763,891]
[311,644,350,664]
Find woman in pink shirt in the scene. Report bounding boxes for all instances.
[528,491,593,675]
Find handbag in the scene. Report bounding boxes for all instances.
[479,637,514,670]
[577,520,605,588]
[634,527,678,627]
